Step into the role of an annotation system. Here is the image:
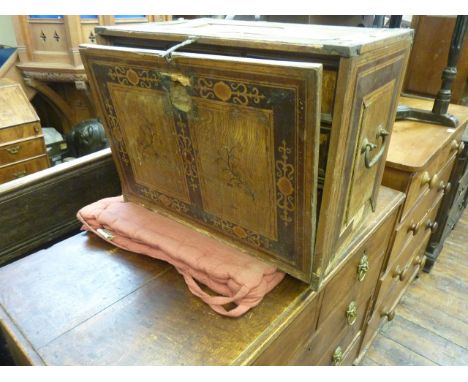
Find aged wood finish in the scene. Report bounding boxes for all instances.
[359,96,468,361]
[81,44,321,282]
[0,79,49,184]
[360,208,468,366]
[84,19,412,286]
[0,186,404,365]
[0,148,121,266]
[426,125,468,271]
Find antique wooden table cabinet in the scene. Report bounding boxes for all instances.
[79,19,412,286]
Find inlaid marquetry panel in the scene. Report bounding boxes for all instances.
[81,45,321,282]
[109,83,190,203]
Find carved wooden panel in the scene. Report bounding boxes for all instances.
[81,45,321,282]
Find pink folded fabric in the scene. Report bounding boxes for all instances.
[77,196,285,317]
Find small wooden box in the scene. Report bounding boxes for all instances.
[80,19,412,286]
[0,79,48,184]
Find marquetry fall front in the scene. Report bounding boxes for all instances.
[80,19,412,287]
[0,186,404,365]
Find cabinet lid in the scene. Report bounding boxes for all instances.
[95,18,413,57]
[80,43,322,282]
[0,80,39,129]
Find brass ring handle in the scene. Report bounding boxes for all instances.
[331,346,343,366]
[450,139,465,154]
[345,301,358,326]
[408,221,420,235]
[393,265,408,282]
[426,219,439,233]
[5,145,21,155]
[381,310,395,321]
[361,126,389,169]
[357,254,369,282]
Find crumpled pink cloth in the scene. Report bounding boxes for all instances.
[77,196,285,317]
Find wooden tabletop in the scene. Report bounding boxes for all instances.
[0,186,403,365]
[385,96,468,171]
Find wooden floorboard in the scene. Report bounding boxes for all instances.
[360,207,468,366]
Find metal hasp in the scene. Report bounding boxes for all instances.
[396,15,467,127]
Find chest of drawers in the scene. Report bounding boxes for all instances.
[0,79,49,184]
[80,19,412,286]
[359,96,468,355]
[0,185,404,365]
[426,124,468,271]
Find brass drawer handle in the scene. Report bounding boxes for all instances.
[450,139,465,154]
[393,265,408,282]
[426,219,439,233]
[331,346,343,366]
[438,181,451,193]
[414,255,424,267]
[13,170,27,178]
[421,172,440,189]
[5,145,21,155]
[408,221,420,235]
[361,126,389,169]
[357,254,369,282]
[34,125,40,134]
[381,310,395,321]
[345,301,358,326]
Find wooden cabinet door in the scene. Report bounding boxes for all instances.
[80,44,322,283]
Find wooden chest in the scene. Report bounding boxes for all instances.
[0,185,404,366]
[80,19,412,285]
[0,79,48,184]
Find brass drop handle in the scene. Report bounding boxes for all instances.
[331,346,343,366]
[381,310,395,321]
[345,301,358,326]
[426,219,439,233]
[357,254,369,282]
[408,221,420,235]
[393,265,408,281]
[5,145,21,155]
[13,170,27,178]
[438,181,451,193]
[361,126,389,169]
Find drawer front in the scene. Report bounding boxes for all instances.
[375,231,429,320]
[252,293,320,365]
[402,133,463,219]
[0,122,42,144]
[321,331,362,366]
[319,208,396,325]
[0,138,46,166]
[389,191,444,272]
[0,156,49,183]
[294,296,370,365]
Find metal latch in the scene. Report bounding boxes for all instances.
[161,37,198,63]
